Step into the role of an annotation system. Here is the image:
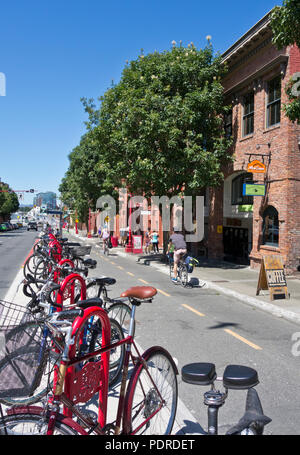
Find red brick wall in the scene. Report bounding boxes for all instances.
[210,35,300,273]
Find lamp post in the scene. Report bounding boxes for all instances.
[125,192,133,253]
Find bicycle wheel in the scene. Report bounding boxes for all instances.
[23,253,45,279]
[0,322,60,406]
[0,409,85,435]
[179,264,189,287]
[123,347,178,435]
[107,302,134,338]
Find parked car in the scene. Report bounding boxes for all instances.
[27,221,37,231]
[27,221,38,231]
[4,222,13,231]
[0,223,8,232]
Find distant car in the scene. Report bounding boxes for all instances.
[4,222,13,231]
[27,221,38,231]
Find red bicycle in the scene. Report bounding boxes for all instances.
[0,286,178,435]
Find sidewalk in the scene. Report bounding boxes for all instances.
[70,230,300,326]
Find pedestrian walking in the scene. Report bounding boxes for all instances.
[151,230,159,253]
[144,229,151,254]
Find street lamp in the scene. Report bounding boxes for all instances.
[125,193,133,253]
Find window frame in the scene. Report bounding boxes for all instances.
[242,92,255,137]
[224,109,233,138]
[262,205,279,247]
[231,173,253,206]
[266,76,281,129]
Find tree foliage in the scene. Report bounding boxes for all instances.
[271,1,300,123]
[60,43,233,221]
[0,183,19,218]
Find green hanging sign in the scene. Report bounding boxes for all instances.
[243,183,265,197]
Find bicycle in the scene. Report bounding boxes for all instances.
[181,362,271,435]
[0,286,178,435]
[103,238,110,256]
[167,253,189,287]
[0,270,123,406]
[83,276,134,337]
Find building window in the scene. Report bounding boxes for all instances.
[231,173,253,205]
[242,92,254,136]
[262,206,279,247]
[267,76,281,128]
[224,109,233,138]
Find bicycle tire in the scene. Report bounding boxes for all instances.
[179,264,189,287]
[123,346,178,435]
[0,321,60,406]
[0,408,85,435]
[23,253,45,279]
[107,302,134,338]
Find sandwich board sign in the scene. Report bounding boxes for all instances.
[256,255,289,301]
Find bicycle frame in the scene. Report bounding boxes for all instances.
[44,303,170,435]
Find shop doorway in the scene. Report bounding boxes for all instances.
[223,227,250,265]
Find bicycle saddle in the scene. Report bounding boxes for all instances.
[120,286,157,300]
[223,365,259,390]
[91,277,116,286]
[76,297,103,309]
[83,258,97,268]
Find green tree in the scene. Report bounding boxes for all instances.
[0,184,19,218]
[271,1,300,123]
[88,43,232,199]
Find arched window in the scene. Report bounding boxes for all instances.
[262,206,279,247]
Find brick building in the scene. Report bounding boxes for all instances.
[207,11,300,274]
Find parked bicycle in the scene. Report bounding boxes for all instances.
[0,286,178,435]
[181,362,271,435]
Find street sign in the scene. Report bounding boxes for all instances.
[243,183,265,196]
[247,160,266,174]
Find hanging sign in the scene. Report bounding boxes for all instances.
[247,160,266,174]
[256,255,289,301]
[243,183,265,197]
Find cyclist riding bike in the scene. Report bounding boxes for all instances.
[167,227,187,283]
[101,227,110,253]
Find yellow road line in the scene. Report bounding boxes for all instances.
[117,266,124,270]
[110,261,116,265]
[127,272,135,277]
[157,288,171,297]
[224,329,262,351]
[182,304,205,317]
[138,278,149,284]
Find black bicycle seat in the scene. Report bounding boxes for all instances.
[223,365,259,390]
[92,277,116,286]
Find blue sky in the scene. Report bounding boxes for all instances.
[0,0,278,205]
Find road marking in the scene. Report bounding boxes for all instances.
[224,329,262,351]
[138,278,149,284]
[127,272,135,277]
[157,288,171,297]
[117,266,124,270]
[110,261,116,265]
[182,304,205,317]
